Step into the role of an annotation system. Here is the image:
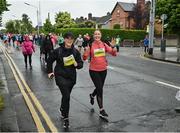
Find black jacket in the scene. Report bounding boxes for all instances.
[47,45,83,86]
[42,39,54,53]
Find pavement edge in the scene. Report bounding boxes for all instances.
[0,51,19,132]
[144,54,180,65]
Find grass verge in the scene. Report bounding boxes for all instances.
[0,80,4,111]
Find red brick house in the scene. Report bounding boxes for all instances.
[110,0,145,29]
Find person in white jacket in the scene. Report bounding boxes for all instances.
[74,34,84,53]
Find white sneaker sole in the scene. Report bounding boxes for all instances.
[63,125,70,128]
[58,110,64,119]
[99,114,108,118]
[99,115,109,122]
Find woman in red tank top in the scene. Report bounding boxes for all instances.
[83,30,117,119]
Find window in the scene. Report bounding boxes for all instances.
[117,10,120,17]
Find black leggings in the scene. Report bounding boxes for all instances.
[144,46,148,53]
[44,51,52,62]
[58,84,73,118]
[116,45,120,52]
[24,54,32,66]
[89,70,107,109]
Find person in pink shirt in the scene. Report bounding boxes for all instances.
[83,30,117,119]
[50,33,57,47]
[22,36,35,69]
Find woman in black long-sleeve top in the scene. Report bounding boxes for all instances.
[47,32,83,128]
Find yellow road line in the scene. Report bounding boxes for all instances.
[4,47,58,132]
[0,46,45,132]
[140,54,180,67]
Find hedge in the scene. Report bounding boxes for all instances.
[55,28,147,42]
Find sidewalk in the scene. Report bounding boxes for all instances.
[145,47,180,64]
[0,46,19,132]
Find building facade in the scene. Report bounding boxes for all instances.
[110,0,145,29]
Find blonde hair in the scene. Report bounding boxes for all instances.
[94,29,102,35]
[94,29,100,33]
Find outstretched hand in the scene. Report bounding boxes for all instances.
[84,45,90,51]
[111,38,116,47]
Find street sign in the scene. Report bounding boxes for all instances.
[146,25,149,33]
[161,14,167,20]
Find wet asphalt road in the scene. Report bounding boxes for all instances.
[5,46,180,132]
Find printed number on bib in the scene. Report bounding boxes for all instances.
[94,48,105,57]
[63,55,75,66]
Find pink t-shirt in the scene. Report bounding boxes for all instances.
[83,40,117,71]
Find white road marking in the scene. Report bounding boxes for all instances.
[156,81,180,90]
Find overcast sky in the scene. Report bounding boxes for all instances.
[2,0,145,27]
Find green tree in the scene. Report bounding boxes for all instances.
[14,20,22,33]
[5,14,34,34]
[21,14,33,33]
[5,19,22,33]
[0,0,10,27]
[84,20,95,28]
[130,1,150,29]
[156,0,180,47]
[0,0,10,14]
[77,23,86,28]
[76,21,95,28]
[43,18,54,33]
[55,11,75,28]
[5,20,16,33]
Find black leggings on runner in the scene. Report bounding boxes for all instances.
[24,54,32,66]
[58,84,73,118]
[44,51,52,62]
[144,46,148,53]
[89,70,107,109]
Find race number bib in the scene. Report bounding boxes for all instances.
[63,55,75,66]
[94,48,105,57]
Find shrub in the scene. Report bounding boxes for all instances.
[0,95,4,111]
[55,28,147,42]
[113,24,121,29]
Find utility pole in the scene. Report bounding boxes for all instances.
[148,0,156,55]
[48,12,50,21]
[0,15,2,27]
[160,14,167,52]
[24,2,39,35]
[38,0,42,28]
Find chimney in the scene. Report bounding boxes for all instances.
[48,12,50,21]
[107,12,110,16]
[88,13,92,20]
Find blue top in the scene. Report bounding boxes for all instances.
[144,38,149,46]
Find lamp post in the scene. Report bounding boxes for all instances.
[24,2,39,35]
[12,15,17,18]
[148,0,156,55]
